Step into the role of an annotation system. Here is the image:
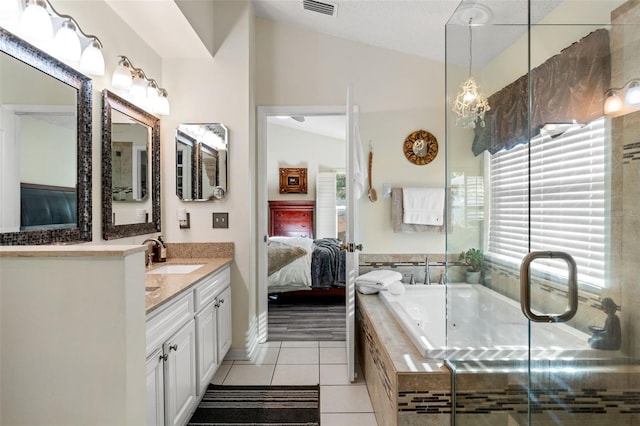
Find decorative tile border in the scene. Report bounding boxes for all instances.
[398,390,452,413]
[623,142,640,164]
[455,386,640,415]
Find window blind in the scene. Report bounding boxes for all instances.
[488,118,606,287]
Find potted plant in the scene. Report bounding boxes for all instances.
[459,248,485,284]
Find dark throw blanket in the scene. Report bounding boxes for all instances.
[311,238,346,289]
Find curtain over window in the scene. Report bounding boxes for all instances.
[472,29,610,156]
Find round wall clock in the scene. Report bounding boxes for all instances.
[403,130,438,165]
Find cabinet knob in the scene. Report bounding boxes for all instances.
[219,298,225,304]
[169,344,178,351]
[160,353,168,362]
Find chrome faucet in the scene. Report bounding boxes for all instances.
[424,256,431,285]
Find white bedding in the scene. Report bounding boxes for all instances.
[267,236,313,290]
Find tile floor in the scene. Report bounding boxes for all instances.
[211,340,378,426]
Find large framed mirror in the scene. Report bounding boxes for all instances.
[176,123,228,201]
[102,90,160,239]
[0,28,92,245]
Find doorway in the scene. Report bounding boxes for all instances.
[257,106,348,343]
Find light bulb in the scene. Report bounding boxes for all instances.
[604,91,623,115]
[625,81,640,106]
[0,0,22,33]
[111,58,133,90]
[130,72,147,99]
[19,0,53,44]
[53,20,81,62]
[155,92,170,116]
[80,40,105,76]
[463,90,477,102]
[147,81,159,103]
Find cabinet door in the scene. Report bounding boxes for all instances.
[164,319,197,426]
[216,286,232,360]
[195,301,218,395]
[146,349,165,426]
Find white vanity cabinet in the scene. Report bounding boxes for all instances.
[146,348,165,426]
[216,286,232,360]
[164,319,197,426]
[194,266,232,395]
[146,290,197,426]
[146,264,231,426]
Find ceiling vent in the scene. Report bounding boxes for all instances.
[302,0,337,17]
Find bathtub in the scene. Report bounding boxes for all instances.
[379,283,604,360]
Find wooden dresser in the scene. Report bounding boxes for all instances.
[268,200,315,238]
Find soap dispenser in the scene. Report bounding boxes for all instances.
[157,236,167,262]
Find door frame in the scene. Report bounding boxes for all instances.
[256,105,348,344]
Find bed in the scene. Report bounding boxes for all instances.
[268,201,346,296]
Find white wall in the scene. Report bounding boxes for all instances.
[255,18,446,254]
[0,248,146,425]
[20,115,76,186]
[266,122,345,202]
[162,1,254,355]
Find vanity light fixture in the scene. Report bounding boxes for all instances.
[604,78,640,116]
[52,19,81,62]
[453,17,490,129]
[18,0,105,75]
[19,0,52,44]
[111,55,171,116]
[111,55,134,90]
[156,89,171,116]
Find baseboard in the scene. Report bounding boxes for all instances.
[224,315,260,361]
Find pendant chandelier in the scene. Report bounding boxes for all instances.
[453,17,490,128]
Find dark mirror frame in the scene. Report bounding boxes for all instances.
[0,28,92,245]
[102,90,160,240]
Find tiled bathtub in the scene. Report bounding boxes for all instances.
[356,291,640,426]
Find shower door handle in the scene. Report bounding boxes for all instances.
[520,251,578,323]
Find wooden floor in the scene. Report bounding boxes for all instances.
[267,295,346,341]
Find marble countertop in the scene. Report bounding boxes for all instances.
[145,257,233,314]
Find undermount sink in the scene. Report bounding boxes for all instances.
[145,286,160,295]
[146,264,204,275]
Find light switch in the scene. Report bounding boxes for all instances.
[212,212,229,229]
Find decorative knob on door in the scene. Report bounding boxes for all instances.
[160,353,168,362]
[169,344,178,351]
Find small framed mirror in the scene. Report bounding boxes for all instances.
[102,90,160,239]
[176,123,228,201]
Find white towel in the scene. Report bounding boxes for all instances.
[402,187,445,226]
[355,269,403,289]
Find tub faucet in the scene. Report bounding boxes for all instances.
[424,256,431,285]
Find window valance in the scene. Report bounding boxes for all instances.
[472,28,611,156]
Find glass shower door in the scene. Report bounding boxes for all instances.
[446,1,639,424]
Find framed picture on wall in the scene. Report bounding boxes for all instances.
[279,167,308,194]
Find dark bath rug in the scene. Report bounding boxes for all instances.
[187,384,320,425]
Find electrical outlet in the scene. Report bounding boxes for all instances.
[212,212,229,229]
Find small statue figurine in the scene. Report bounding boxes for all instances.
[588,297,621,350]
